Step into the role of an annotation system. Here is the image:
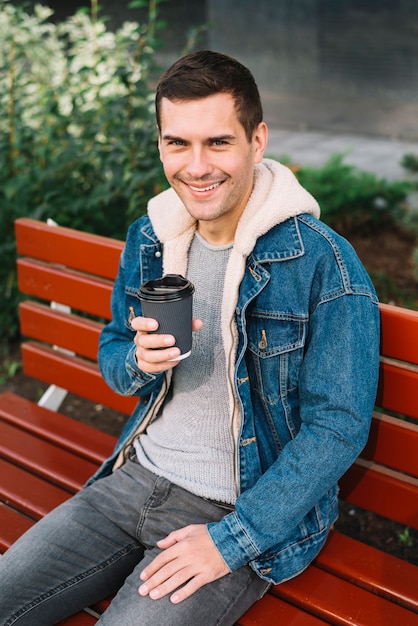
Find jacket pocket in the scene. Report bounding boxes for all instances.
[247,314,306,404]
[248,314,306,358]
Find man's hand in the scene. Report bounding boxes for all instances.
[138,524,230,604]
[131,316,203,374]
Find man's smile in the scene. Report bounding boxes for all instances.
[188,182,223,193]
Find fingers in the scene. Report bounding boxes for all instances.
[131,316,180,372]
[192,317,203,331]
[141,566,203,604]
[138,525,229,604]
[130,316,203,373]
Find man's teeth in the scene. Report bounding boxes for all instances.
[189,182,221,192]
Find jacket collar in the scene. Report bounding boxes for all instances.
[251,216,305,263]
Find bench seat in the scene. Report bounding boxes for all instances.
[1,389,417,624]
[1,218,417,625]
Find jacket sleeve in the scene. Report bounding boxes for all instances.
[98,232,165,398]
[208,291,380,573]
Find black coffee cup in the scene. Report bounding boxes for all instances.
[138,274,195,360]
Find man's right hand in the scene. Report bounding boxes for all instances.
[130,316,202,374]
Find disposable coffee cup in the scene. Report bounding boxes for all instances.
[138,274,195,360]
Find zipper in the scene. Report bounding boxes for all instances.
[258,329,268,350]
[114,371,172,469]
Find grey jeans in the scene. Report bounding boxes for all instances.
[0,456,270,625]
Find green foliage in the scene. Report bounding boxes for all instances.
[0,0,168,343]
[0,356,21,385]
[368,270,418,311]
[401,153,418,174]
[398,527,413,548]
[295,154,413,233]
[413,246,418,282]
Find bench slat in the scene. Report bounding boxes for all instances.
[57,612,99,625]
[237,592,329,624]
[362,412,418,477]
[376,359,418,421]
[340,459,418,529]
[380,302,418,365]
[15,217,123,280]
[17,258,114,320]
[0,457,68,519]
[0,392,115,463]
[22,342,137,415]
[0,420,98,491]
[0,504,33,552]
[19,301,102,362]
[317,531,418,613]
[276,564,418,626]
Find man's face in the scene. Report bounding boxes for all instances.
[158,93,267,244]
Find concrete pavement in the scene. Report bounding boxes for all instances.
[266,128,418,181]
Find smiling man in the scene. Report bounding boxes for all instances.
[0,51,380,626]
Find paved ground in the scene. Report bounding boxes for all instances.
[266,128,418,181]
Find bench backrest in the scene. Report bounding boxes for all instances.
[15,218,418,530]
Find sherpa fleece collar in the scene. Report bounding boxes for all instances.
[147,158,320,275]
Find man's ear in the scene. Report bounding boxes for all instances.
[253,122,268,163]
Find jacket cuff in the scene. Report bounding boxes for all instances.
[207,511,260,572]
[125,343,158,388]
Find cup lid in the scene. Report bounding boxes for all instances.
[139,274,195,301]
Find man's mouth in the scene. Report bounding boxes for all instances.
[188,182,222,193]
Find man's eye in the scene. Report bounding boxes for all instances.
[213,140,227,146]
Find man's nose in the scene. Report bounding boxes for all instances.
[185,147,212,178]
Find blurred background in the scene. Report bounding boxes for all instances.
[11,0,418,139]
[1,0,418,342]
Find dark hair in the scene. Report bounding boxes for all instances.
[155,50,263,142]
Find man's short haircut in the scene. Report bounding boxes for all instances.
[155,50,263,142]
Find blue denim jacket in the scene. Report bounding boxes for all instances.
[95,212,380,584]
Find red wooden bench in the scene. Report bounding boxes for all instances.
[1,217,417,625]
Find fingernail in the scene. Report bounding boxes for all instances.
[138,584,147,596]
[171,593,180,604]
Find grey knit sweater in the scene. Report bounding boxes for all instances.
[134,232,236,504]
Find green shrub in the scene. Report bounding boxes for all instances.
[295,154,413,234]
[401,153,418,174]
[0,0,168,343]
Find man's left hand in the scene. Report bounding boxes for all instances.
[138,524,230,603]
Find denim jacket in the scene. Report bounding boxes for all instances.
[95,160,380,584]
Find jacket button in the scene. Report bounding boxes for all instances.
[155,251,161,258]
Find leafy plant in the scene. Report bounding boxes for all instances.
[413,246,418,282]
[368,270,418,310]
[0,0,169,344]
[294,154,412,234]
[401,153,418,174]
[0,358,21,385]
[398,527,414,548]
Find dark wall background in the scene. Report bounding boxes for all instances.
[10,0,418,139]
